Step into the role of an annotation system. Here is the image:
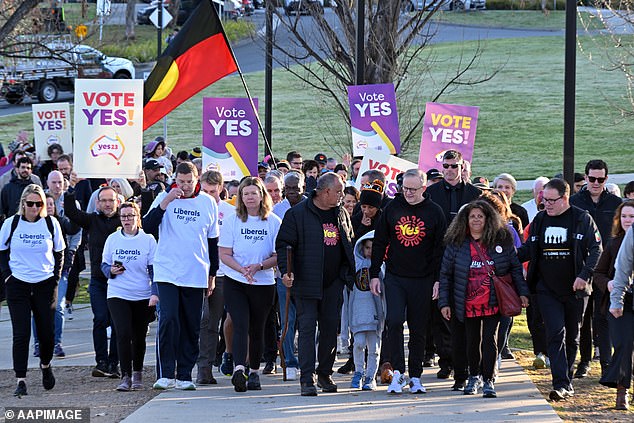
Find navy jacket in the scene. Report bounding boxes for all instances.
[570,188,622,247]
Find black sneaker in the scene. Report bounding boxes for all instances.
[108,363,121,379]
[14,380,27,397]
[549,387,568,401]
[451,379,467,391]
[423,355,435,367]
[231,369,248,393]
[301,382,318,396]
[500,349,515,360]
[482,379,496,398]
[263,361,276,375]
[316,374,337,393]
[41,365,55,390]
[92,361,111,377]
[574,361,590,378]
[437,367,453,379]
[337,358,354,374]
[220,352,234,376]
[247,372,262,390]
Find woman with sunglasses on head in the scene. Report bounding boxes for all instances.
[219,177,281,392]
[101,202,158,391]
[0,184,66,396]
[598,200,634,409]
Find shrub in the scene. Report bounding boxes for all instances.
[485,0,567,10]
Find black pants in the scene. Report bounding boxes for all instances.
[223,277,275,371]
[592,291,612,366]
[537,288,587,390]
[108,297,152,377]
[579,294,594,362]
[384,273,433,378]
[431,300,453,370]
[497,316,513,353]
[65,241,85,303]
[526,294,548,355]
[156,282,205,381]
[262,289,280,363]
[601,294,634,389]
[296,280,343,385]
[464,314,500,381]
[451,315,469,381]
[6,276,57,378]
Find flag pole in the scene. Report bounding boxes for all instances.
[216,7,276,168]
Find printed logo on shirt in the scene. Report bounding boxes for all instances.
[241,227,268,243]
[115,249,141,263]
[543,226,571,258]
[20,233,46,247]
[394,215,425,247]
[355,268,371,291]
[323,223,340,246]
[173,207,200,224]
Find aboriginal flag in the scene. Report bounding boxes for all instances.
[143,0,238,130]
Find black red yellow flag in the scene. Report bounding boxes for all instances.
[143,0,238,130]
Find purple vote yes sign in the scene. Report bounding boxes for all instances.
[347,83,401,157]
[202,97,258,180]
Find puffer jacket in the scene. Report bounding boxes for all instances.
[276,191,355,300]
[439,238,529,322]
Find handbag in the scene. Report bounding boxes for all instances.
[472,241,522,317]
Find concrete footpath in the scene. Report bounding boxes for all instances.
[0,304,559,422]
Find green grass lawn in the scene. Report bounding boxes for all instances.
[2,35,632,181]
[434,10,569,29]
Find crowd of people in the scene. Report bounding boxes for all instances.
[0,136,633,410]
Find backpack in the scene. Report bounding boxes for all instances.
[4,215,55,248]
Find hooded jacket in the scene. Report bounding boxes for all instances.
[349,230,385,335]
[570,187,622,246]
[0,173,33,218]
[276,191,355,300]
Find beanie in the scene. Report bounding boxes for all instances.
[360,179,384,209]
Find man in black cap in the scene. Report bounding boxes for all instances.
[141,159,167,216]
[426,169,443,186]
[314,153,327,172]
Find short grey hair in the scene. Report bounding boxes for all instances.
[316,172,342,190]
[403,168,426,186]
[533,176,550,192]
[284,170,304,187]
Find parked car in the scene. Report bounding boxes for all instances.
[402,0,485,11]
[284,0,324,15]
[137,0,201,25]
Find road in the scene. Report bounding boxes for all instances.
[0,7,565,116]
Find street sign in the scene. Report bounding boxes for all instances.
[150,8,173,30]
[96,0,111,16]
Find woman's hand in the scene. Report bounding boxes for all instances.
[520,295,529,308]
[149,295,159,306]
[110,264,125,275]
[610,307,623,319]
[607,280,614,292]
[441,306,451,321]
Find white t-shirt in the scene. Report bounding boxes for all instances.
[149,191,219,288]
[521,199,539,223]
[272,199,291,219]
[0,216,65,283]
[102,228,157,301]
[219,213,282,285]
[217,200,236,277]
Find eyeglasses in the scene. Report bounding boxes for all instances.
[402,186,423,193]
[291,161,303,166]
[542,196,563,205]
[120,214,137,220]
[442,163,461,169]
[25,201,43,208]
[587,176,606,184]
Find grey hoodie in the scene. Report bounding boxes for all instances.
[349,230,386,335]
[611,226,634,311]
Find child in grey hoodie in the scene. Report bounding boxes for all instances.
[349,230,385,390]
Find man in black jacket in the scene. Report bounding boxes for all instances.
[518,178,602,401]
[277,173,355,396]
[370,169,447,394]
[569,159,622,378]
[0,157,38,220]
[65,186,121,378]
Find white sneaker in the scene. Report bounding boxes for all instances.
[387,370,407,394]
[286,367,298,381]
[409,377,426,394]
[153,378,175,390]
[175,379,196,390]
[106,326,112,339]
[533,353,546,369]
[545,356,551,368]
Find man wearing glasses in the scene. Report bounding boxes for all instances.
[369,169,447,394]
[570,160,622,379]
[286,151,303,171]
[424,149,481,388]
[518,178,602,401]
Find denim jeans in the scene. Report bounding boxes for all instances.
[276,278,298,368]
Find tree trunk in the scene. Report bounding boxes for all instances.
[126,0,137,40]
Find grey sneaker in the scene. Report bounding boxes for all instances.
[464,375,482,395]
[117,376,132,392]
[247,372,262,390]
[131,371,143,390]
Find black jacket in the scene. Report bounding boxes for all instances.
[276,192,355,300]
[0,174,33,219]
[439,238,529,322]
[425,179,481,224]
[518,206,602,293]
[570,188,622,247]
[370,192,447,280]
[64,191,121,281]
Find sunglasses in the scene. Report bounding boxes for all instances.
[442,163,461,169]
[25,201,43,208]
[587,176,606,184]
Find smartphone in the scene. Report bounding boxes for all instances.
[114,260,126,271]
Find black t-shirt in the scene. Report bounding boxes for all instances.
[317,207,342,287]
[537,207,576,297]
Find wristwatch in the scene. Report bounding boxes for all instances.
[260,263,264,271]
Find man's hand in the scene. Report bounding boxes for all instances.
[520,295,530,308]
[207,276,216,296]
[69,171,84,188]
[432,281,439,300]
[573,277,588,292]
[441,306,451,321]
[610,307,623,318]
[607,280,614,292]
[149,294,159,306]
[160,187,183,210]
[282,272,294,288]
[370,278,381,296]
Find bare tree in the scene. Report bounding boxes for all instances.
[578,2,634,116]
[126,0,137,40]
[266,1,498,154]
